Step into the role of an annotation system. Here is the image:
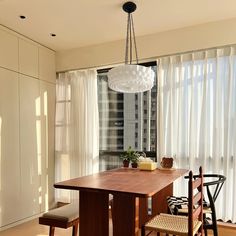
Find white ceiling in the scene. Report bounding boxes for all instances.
[0,0,236,51]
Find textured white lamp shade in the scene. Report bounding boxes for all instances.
[108,64,155,93]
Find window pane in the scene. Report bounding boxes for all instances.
[98,65,157,170]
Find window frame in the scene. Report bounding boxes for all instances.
[97,61,157,161]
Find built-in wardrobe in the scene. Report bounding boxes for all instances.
[0,25,55,229]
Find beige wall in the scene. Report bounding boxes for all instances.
[56,17,236,72]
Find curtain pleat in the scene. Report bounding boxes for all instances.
[157,46,236,222]
[55,69,99,203]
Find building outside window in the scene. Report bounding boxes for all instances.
[97,63,157,170]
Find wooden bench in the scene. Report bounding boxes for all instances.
[39,203,79,236]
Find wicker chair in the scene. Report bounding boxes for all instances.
[141,167,204,236]
[167,174,226,236]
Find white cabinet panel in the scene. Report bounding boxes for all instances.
[39,47,56,83]
[0,68,21,226]
[0,29,18,71]
[19,39,39,78]
[40,81,55,212]
[0,26,56,228]
[19,75,41,218]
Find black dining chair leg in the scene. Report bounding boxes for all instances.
[212,212,218,236]
[211,200,218,236]
[206,185,218,236]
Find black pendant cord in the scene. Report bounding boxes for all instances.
[129,14,132,64]
[124,12,139,65]
[131,14,139,64]
[125,13,130,64]
[123,2,139,65]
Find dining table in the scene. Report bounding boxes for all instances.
[54,167,188,236]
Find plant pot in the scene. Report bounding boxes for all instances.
[123,160,130,167]
[131,162,138,168]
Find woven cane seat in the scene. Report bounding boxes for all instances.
[145,213,202,236]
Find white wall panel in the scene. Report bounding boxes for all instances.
[0,25,56,229]
[0,68,21,226]
[0,29,18,71]
[39,47,56,83]
[40,81,55,212]
[19,39,39,78]
[19,75,41,218]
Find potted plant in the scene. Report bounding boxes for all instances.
[130,152,140,168]
[120,146,140,168]
[120,155,130,167]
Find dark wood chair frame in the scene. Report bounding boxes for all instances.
[141,166,204,236]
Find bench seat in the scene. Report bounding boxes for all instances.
[39,203,79,236]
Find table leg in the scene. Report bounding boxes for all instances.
[79,190,109,236]
[112,193,139,236]
[152,183,173,216]
[139,197,149,227]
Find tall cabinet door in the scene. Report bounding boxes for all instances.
[39,47,56,83]
[19,75,41,218]
[0,68,21,226]
[19,39,39,78]
[40,81,55,212]
[0,29,18,71]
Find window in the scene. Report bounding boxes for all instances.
[97,63,157,170]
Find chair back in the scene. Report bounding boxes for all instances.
[186,174,226,205]
[188,166,203,236]
[185,173,225,236]
[202,174,226,203]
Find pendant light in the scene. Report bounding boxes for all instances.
[108,1,154,93]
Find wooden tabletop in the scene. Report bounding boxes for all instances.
[54,168,188,197]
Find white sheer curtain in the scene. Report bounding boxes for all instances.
[55,69,99,203]
[157,46,236,222]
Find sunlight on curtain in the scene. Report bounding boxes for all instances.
[157,46,236,222]
[55,69,99,203]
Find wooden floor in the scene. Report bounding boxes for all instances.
[0,218,235,236]
[0,218,75,236]
[0,218,155,236]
